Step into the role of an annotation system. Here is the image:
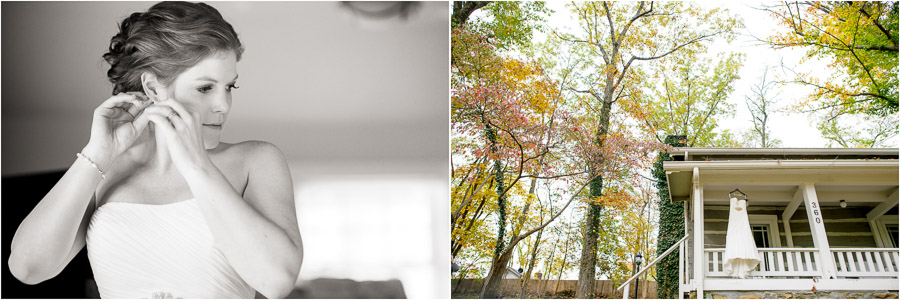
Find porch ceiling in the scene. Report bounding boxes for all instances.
[702,185,896,207]
[667,170,692,202]
[663,160,899,207]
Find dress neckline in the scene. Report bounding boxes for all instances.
[99,198,196,209]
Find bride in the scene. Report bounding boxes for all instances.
[7,2,303,298]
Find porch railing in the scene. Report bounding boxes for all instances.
[832,248,899,277]
[618,234,690,299]
[704,248,821,278]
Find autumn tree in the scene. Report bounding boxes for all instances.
[517,194,553,298]
[451,1,550,67]
[762,2,898,148]
[465,56,600,300]
[632,52,745,147]
[817,113,898,147]
[618,181,659,298]
[763,1,897,116]
[745,67,784,148]
[543,208,581,296]
[451,2,552,275]
[451,157,500,284]
[452,3,614,298]
[556,2,740,297]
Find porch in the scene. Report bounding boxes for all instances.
[698,247,898,290]
[662,148,899,299]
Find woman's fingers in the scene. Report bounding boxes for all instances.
[143,110,177,139]
[96,93,151,121]
[166,110,189,132]
[140,104,189,132]
[125,98,153,120]
[153,100,196,132]
[131,108,152,135]
[155,99,195,125]
[96,93,142,111]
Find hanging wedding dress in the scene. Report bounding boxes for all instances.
[722,197,760,279]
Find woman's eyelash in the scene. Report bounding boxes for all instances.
[196,84,239,93]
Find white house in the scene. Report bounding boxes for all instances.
[503,266,523,279]
[663,148,899,298]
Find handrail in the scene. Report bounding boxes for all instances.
[617,234,690,291]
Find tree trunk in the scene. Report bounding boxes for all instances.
[555,222,573,295]
[539,230,560,297]
[481,177,547,298]
[451,1,491,27]
[481,164,591,298]
[479,246,516,298]
[453,267,468,293]
[519,228,544,298]
[517,178,543,298]
[576,96,613,298]
[481,194,528,298]
[575,199,601,298]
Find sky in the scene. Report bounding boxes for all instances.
[537,1,899,148]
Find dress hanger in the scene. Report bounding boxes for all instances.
[728,188,748,202]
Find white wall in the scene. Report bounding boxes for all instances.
[1,1,449,175]
[292,161,448,299]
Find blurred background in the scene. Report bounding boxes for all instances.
[1,1,449,298]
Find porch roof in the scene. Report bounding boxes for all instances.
[662,148,899,203]
[668,147,898,160]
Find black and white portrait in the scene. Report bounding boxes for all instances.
[2,1,449,298]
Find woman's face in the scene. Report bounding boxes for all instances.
[164,51,238,149]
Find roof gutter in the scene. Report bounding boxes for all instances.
[663,160,898,172]
[668,148,899,157]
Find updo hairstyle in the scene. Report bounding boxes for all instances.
[103,1,244,95]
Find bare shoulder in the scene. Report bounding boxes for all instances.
[213,140,288,167]
[211,141,291,194]
[216,141,294,211]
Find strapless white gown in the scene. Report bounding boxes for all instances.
[86,199,255,298]
[722,197,761,278]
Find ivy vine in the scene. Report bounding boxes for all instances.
[655,135,686,299]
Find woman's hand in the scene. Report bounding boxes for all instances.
[82,92,154,170]
[141,99,213,177]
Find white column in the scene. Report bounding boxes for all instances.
[800,182,838,279]
[783,220,794,247]
[782,188,803,247]
[870,219,884,248]
[867,188,898,247]
[692,167,704,299]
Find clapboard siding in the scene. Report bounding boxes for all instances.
[704,206,878,248]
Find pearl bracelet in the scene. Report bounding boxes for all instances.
[76,152,107,180]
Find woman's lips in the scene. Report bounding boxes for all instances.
[203,124,223,130]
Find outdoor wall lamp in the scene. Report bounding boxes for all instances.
[840,199,847,208]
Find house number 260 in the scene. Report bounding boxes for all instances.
[811,201,821,223]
